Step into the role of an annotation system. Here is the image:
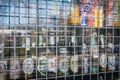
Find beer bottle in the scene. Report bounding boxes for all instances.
[38,33,43,46]
[108,55,115,71]
[82,33,89,74]
[47,49,57,77]
[10,54,20,80]
[83,57,89,73]
[99,34,107,72]
[69,5,80,25]
[31,31,37,47]
[22,53,34,79]
[107,31,115,71]
[38,55,47,77]
[0,61,7,80]
[58,48,69,76]
[100,48,107,72]
[70,52,79,74]
[91,30,99,73]
[91,30,99,58]
[71,35,78,46]
[21,33,25,48]
[25,33,31,51]
[48,32,55,46]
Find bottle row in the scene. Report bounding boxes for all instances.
[0,53,119,79]
[38,0,120,27]
[1,30,118,47]
[69,0,120,27]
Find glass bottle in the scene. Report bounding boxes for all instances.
[0,61,7,80]
[22,53,34,79]
[83,57,88,73]
[49,32,55,46]
[82,35,89,73]
[58,38,65,46]
[38,33,43,46]
[91,31,99,58]
[100,49,107,72]
[10,54,20,80]
[71,35,78,46]
[21,33,26,48]
[107,31,115,71]
[91,31,99,73]
[70,52,79,74]
[38,55,47,77]
[69,5,80,25]
[31,31,37,47]
[25,33,31,51]
[47,50,57,77]
[58,48,69,76]
[108,55,115,71]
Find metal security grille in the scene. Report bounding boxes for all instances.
[0,0,120,80]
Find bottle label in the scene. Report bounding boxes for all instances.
[91,35,95,47]
[83,58,88,73]
[82,43,87,54]
[47,57,57,73]
[26,38,30,51]
[59,57,69,74]
[72,36,76,43]
[39,35,43,46]
[92,45,99,58]
[59,48,67,54]
[22,37,25,48]
[83,3,91,12]
[23,58,34,75]
[108,56,115,70]
[80,12,87,26]
[10,60,20,79]
[70,55,78,73]
[50,36,55,45]
[100,35,104,48]
[108,43,114,50]
[32,42,36,47]
[100,54,107,68]
[38,56,47,76]
[91,65,98,73]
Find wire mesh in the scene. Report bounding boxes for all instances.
[0,0,120,80]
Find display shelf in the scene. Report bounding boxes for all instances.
[0,0,120,80]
